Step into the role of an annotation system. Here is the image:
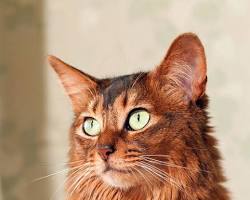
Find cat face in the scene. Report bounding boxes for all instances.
[49,33,208,190]
[69,73,181,189]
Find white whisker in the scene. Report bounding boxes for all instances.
[141,156,211,173]
[132,166,154,193]
[32,164,82,183]
[138,160,192,198]
[69,166,94,197]
[140,154,171,158]
[66,163,93,193]
[140,161,182,188]
[135,163,165,184]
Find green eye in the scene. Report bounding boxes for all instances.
[83,118,101,136]
[128,109,150,131]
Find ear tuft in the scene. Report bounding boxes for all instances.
[154,33,207,103]
[48,55,98,113]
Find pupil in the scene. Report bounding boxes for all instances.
[91,120,93,128]
[137,114,140,122]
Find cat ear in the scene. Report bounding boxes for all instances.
[152,33,207,103]
[48,55,98,113]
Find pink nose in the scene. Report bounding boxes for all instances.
[97,145,114,161]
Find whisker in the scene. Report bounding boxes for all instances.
[67,164,92,190]
[37,159,86,168]
[141,156,211,173]
[137,162,167,181]
[135,163,166,184]
[31,164,83,183]
[140,154,171,158]
[139,161,184,191]
[132,166,154,193]
[68,166,94,197]
[138,161,192,198]
[67,159,87,164]
[67,165,89,191]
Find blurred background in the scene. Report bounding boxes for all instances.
[0,0,250,199]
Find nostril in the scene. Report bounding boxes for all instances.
[97,145,115,161]
[106,149,113,156]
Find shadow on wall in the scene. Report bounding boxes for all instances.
[0,1,51,199]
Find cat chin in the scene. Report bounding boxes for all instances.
[100,171,135,189]
[94,158,136,189]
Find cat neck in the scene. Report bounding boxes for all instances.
[66,175,228,200]
[122,183,228,200]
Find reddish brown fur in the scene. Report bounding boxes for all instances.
[49,33,230,200]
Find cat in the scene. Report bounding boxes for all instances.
[48,33,230,200]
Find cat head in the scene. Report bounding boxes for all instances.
[49,33,208,190]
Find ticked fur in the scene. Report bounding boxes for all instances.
[49,33,229,200]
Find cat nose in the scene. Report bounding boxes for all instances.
[97,145,115,161]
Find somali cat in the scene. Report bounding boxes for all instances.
[48,33,229,200]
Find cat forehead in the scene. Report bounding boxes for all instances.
[100,72,147,108]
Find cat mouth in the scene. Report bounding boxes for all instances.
[103,165,129,174]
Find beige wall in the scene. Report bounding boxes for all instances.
[0,0,52,199]
[1,0,250,199]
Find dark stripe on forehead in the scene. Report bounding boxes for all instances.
[100,72,146,108]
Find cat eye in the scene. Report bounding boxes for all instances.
[83,117,101,136]
[127,109,150,131]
